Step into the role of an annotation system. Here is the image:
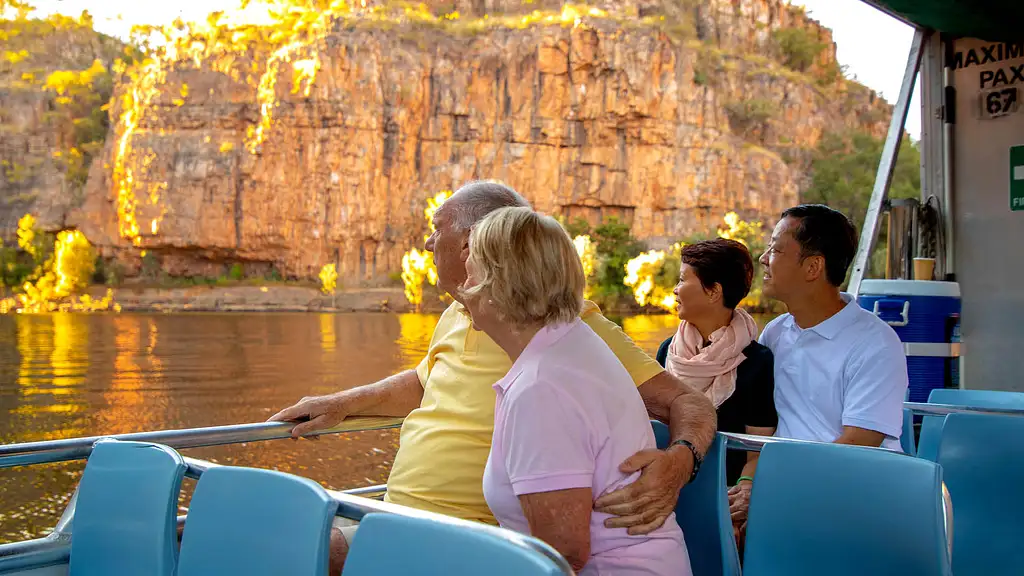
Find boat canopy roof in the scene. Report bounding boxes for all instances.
[864,0,1024,43]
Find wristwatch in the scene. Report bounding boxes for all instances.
[670,438,703,483]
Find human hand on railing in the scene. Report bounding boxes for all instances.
[592,448,690,535]
[267,393,352,440]
[727,481,752,524]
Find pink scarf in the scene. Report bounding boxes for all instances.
[665,308,758,408]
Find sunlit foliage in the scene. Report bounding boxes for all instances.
[624,244,683,312]
[572,234,597,299]
[44,58,113,187]
[620,212,778,313]
[0,214,119,313]
[319,263,338,295]
[401,190,451,309]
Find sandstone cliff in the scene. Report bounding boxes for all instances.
[11,1,893,284]
[0,13,126,235]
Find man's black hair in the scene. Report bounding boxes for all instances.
[780,204,858,287]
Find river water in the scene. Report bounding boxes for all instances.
[0,311,703,543]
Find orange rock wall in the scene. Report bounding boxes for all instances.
[70,1,892,282]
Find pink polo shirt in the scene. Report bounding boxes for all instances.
[482,320,691,576]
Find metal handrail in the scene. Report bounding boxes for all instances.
[3,401,1020,470]
[721,431,830,453]
[904,402,1024,417]
[0,416,404,469]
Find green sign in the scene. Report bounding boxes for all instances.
[1013,145,1024,211]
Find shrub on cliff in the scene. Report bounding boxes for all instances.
[773,27,825,73]
[44,58,114,189]
[725,98,778,141]
[1,3,132,198]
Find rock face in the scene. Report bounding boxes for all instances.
[62,1,890,283]
[0,14,124,234]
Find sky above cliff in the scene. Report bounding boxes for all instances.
[27,0,922,139]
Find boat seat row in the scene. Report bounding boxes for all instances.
[901,388,1024,576]
[661,388,1024,576]
[21,388,1024,576]
[656,421,953,576]
[66,439,571,576]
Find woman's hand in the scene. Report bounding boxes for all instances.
[728,480,753,524]
[593,446,692,535]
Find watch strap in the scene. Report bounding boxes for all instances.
[670,438,703,483]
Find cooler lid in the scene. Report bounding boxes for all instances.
[858,279,961,298]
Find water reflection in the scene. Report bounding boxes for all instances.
[395,313,439,370]
[0,311,698,543]
[13,315,88,440]
[320,313,336,352]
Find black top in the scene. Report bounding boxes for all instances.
[656,336,777,486]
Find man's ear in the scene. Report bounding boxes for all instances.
[803,254,826,283]
[459,235,470,263]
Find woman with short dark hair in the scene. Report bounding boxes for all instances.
[655,238,776,543]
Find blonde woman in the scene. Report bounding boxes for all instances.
[461,207,690,576]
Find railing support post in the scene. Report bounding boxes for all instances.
[849,27,930,296]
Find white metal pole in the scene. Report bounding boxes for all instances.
[849,27,929,297]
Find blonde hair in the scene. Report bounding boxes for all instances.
[463,207,584,328]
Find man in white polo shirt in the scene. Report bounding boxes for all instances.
[729,204,909,541]
[757,204,908,450]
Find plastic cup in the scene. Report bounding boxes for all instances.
[914,257,935,281]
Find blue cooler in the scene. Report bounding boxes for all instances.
[857,280,961,405]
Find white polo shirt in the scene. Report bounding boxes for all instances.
[759,293,908,451]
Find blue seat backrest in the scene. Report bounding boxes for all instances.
[176,466,337,576]
[69,439,186,576]
[743,442,951,576]
[918,389,1024,461]
[652,422,740,576]
[935,412,1024,576]
[342,512,568,576]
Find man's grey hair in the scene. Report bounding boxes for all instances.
[446,180,531,231]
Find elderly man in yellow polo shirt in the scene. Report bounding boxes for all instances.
[270,180,717,574]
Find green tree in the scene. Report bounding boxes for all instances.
[590,218,646,308]
[563,216,591,239]
[803,130,921,279]
[803,131,921,232]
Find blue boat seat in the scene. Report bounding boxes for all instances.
[917,389,1024,461]
[69,439,186,576]
[176,466,337,576]
[743,442,951,576]
[652,422,740,576]
[935,412,1024,576]
[342,512,571,575]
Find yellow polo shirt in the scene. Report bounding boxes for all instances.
[383,300,664,524]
